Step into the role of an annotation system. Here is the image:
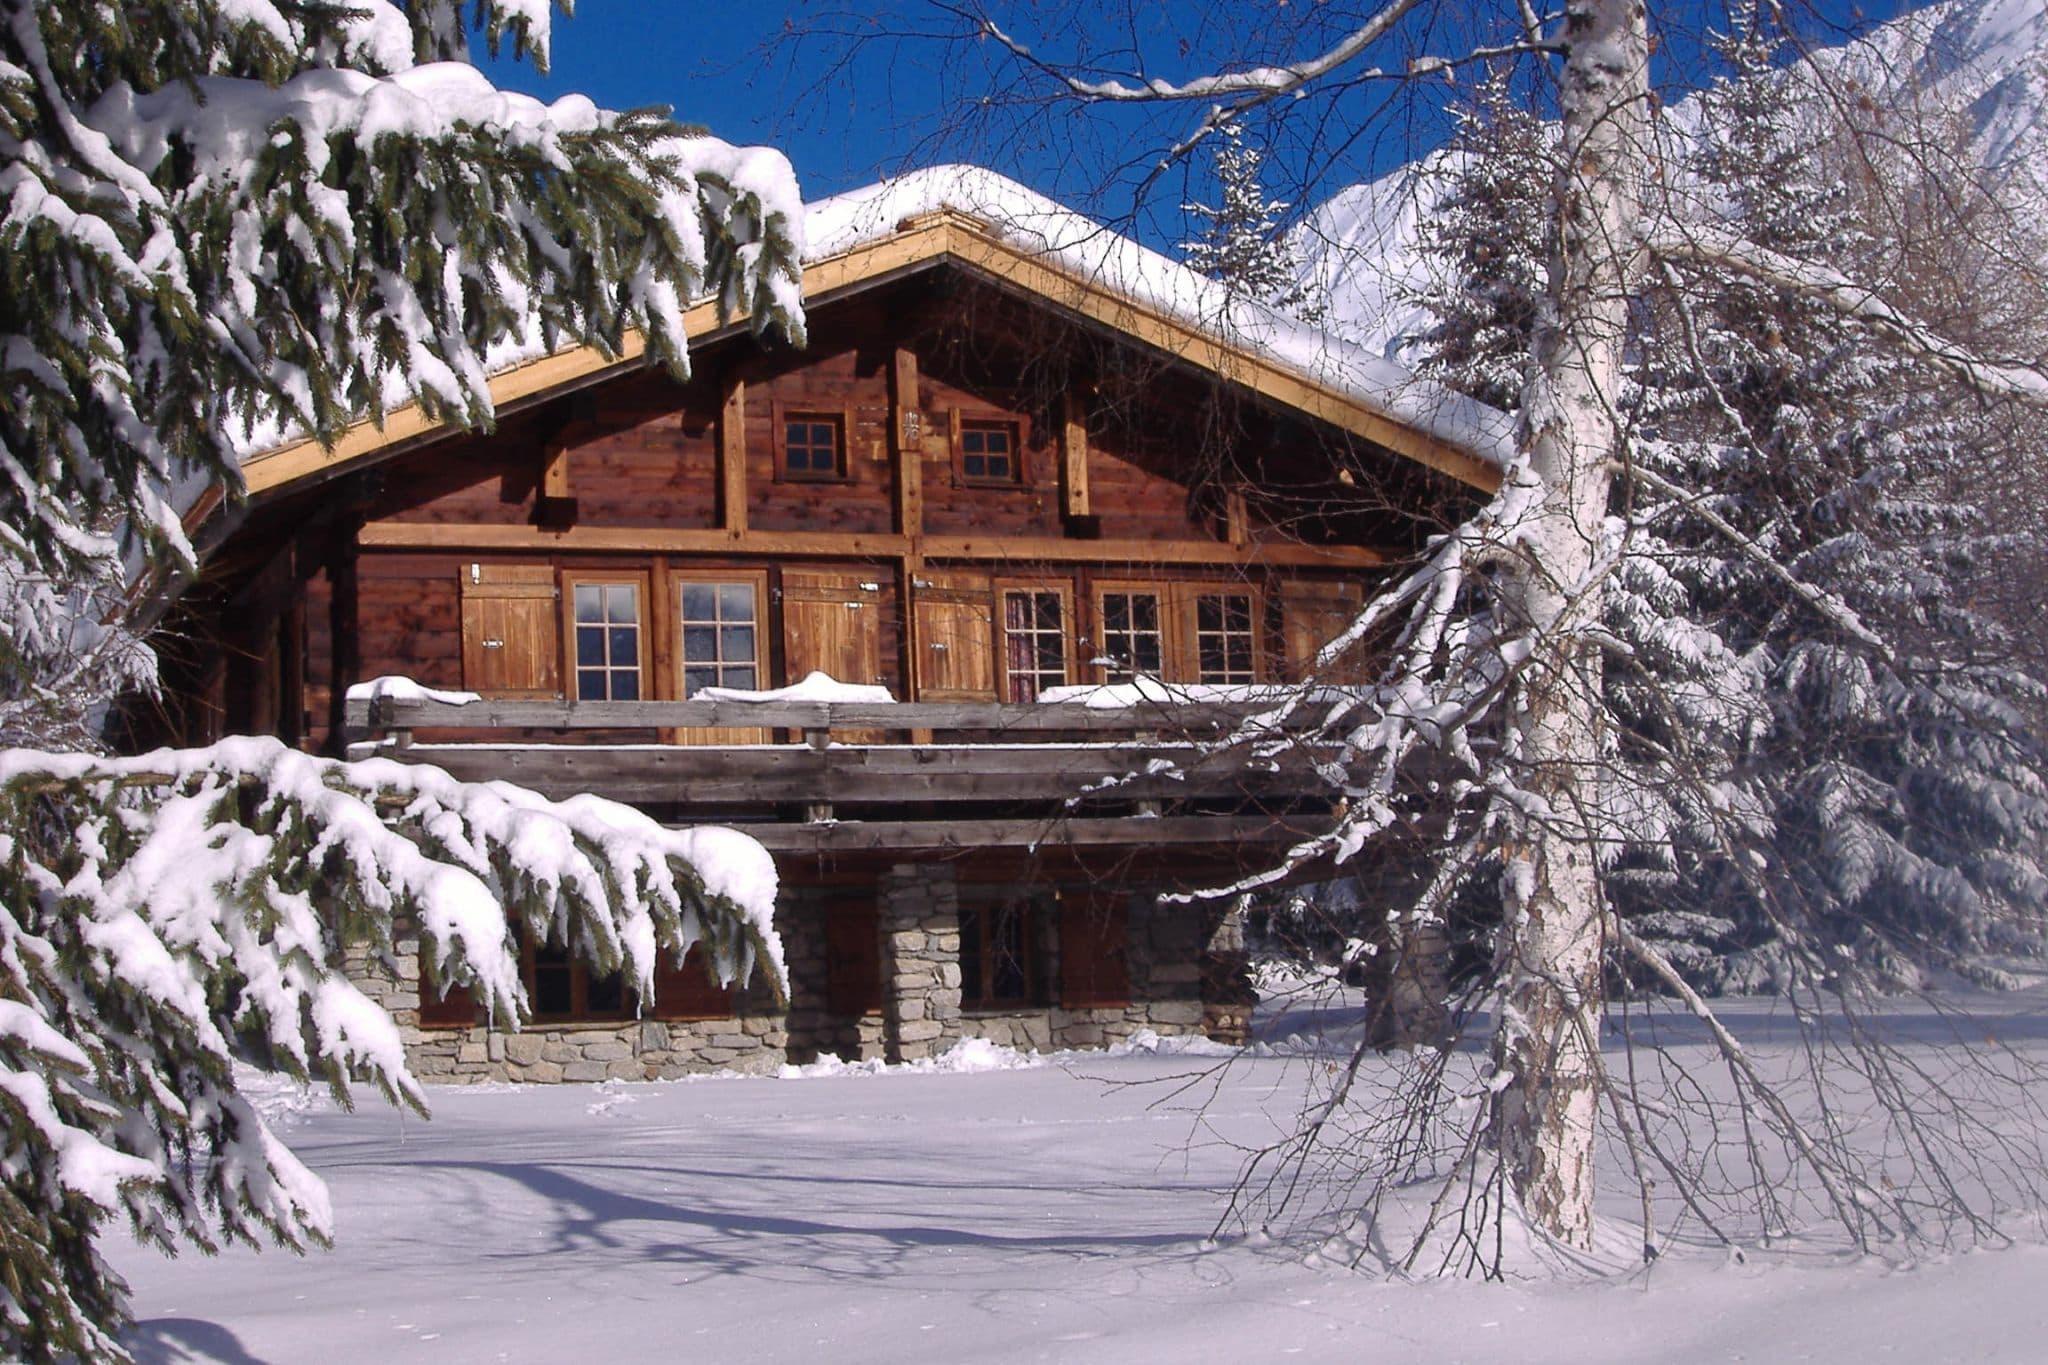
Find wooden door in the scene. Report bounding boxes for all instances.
[1279,582,1368,683]
[459,564,561,698]
[912,570,997,701]
[1059,895,1131,1009]
[782,568,890,741]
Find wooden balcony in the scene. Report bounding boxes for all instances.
[342,694,1348,857]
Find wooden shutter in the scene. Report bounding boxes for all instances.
[650,945,735,1020]
[825,901,883,1016]
[912,570,997,701]
[783,568,890,742]
[460,564,561,698]
[1279,582,1367,683]
[1059,898,1131,1009]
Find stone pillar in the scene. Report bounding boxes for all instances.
[1200,897,1257,1045]
[879,863,962,1062]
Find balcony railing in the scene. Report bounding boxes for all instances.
[342,694,1348,854]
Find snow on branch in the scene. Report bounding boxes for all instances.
[1648,226,2048,406]
[0,736,780,1309]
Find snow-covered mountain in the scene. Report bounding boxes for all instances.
[1295,0,2048,357]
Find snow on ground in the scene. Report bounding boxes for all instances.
[111,988,2048,1364]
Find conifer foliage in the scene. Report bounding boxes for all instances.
[0,3,805,1358]
[1182,118,1324,321]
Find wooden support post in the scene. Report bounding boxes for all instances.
[720,375,748,537]
[891,348,923,538]
[1225,487,1250,548]
[541,440,572,499]
[1061,389,1092,520]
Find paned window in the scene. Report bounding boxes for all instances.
[1194,592,1258,684]
[678,581,760,696]
[1002,589,1068,702]
[961,902,1035,1009]
[1098,591,1164,679]
[782,413,844,478]
[572,581,642,701]
[959,419,1018,482]
[523,931,627,1024]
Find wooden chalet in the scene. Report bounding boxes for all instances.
[159,167,1506,1081]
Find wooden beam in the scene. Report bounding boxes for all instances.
[738,813,1337,853]
[355,520,1388,570]
[719,375,748,536]
[891,348,923,538]
[346,694,1342,734]
[1060,389,1092,519]
[363,741,1326,805]
[1225,488,1249,548]
[541,440,572,499]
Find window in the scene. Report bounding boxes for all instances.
[569,579,643,701]
[677,579,760,696]
[1097,590,1164,679]
[780,412,844,479]
[1001,588,1069,702]
[522,929,628,1024]
[1194,592,1257,684]
[961,902,1036,1009]
[957,418,1019,483]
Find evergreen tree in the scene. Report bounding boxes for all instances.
[0,3,805,1358]
[1622,17,2048,988]
[1406,67,1553,412]
[1183,118,1324,321]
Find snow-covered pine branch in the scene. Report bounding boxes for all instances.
[0,3,809,1359]
[0,736,779,1361]
[1646,225,2048,406]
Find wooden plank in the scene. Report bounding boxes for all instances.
[1224,488,1249,548]
[719,375,748,536]
[1060,389,1091,518]
[739,814,1338,852]
[382,742,1328,804]
[917,534,1387,570]
[345,695,1343,733]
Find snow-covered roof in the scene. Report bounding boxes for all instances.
[238,163,1512,499]
[802,166,1514,477]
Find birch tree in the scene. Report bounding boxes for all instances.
[847,0,2048,1263]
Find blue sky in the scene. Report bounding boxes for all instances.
[479,0,1930,242]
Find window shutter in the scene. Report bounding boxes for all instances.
[460,564,562,698]
[913,570,998,701]
[1059,898,1131,1009]
[650,945,736,1021]
[825,901,883,1016]
[1279,582,1367,683]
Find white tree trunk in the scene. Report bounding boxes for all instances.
[1488,0,1649,1249]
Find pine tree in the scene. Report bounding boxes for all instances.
[1183,118,1325,322]
[1406,67,1553,413]
[1624,17,2048,989]
[0,3,805,1358]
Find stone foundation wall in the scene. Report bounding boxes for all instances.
[344,873,1247,1084]
[344,917,787,1085]
[957,888,1213,1052]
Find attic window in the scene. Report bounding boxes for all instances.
[781,412,845,479]
[957,418,1020,484]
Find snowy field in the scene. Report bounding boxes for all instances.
[110,990,2048,1365]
